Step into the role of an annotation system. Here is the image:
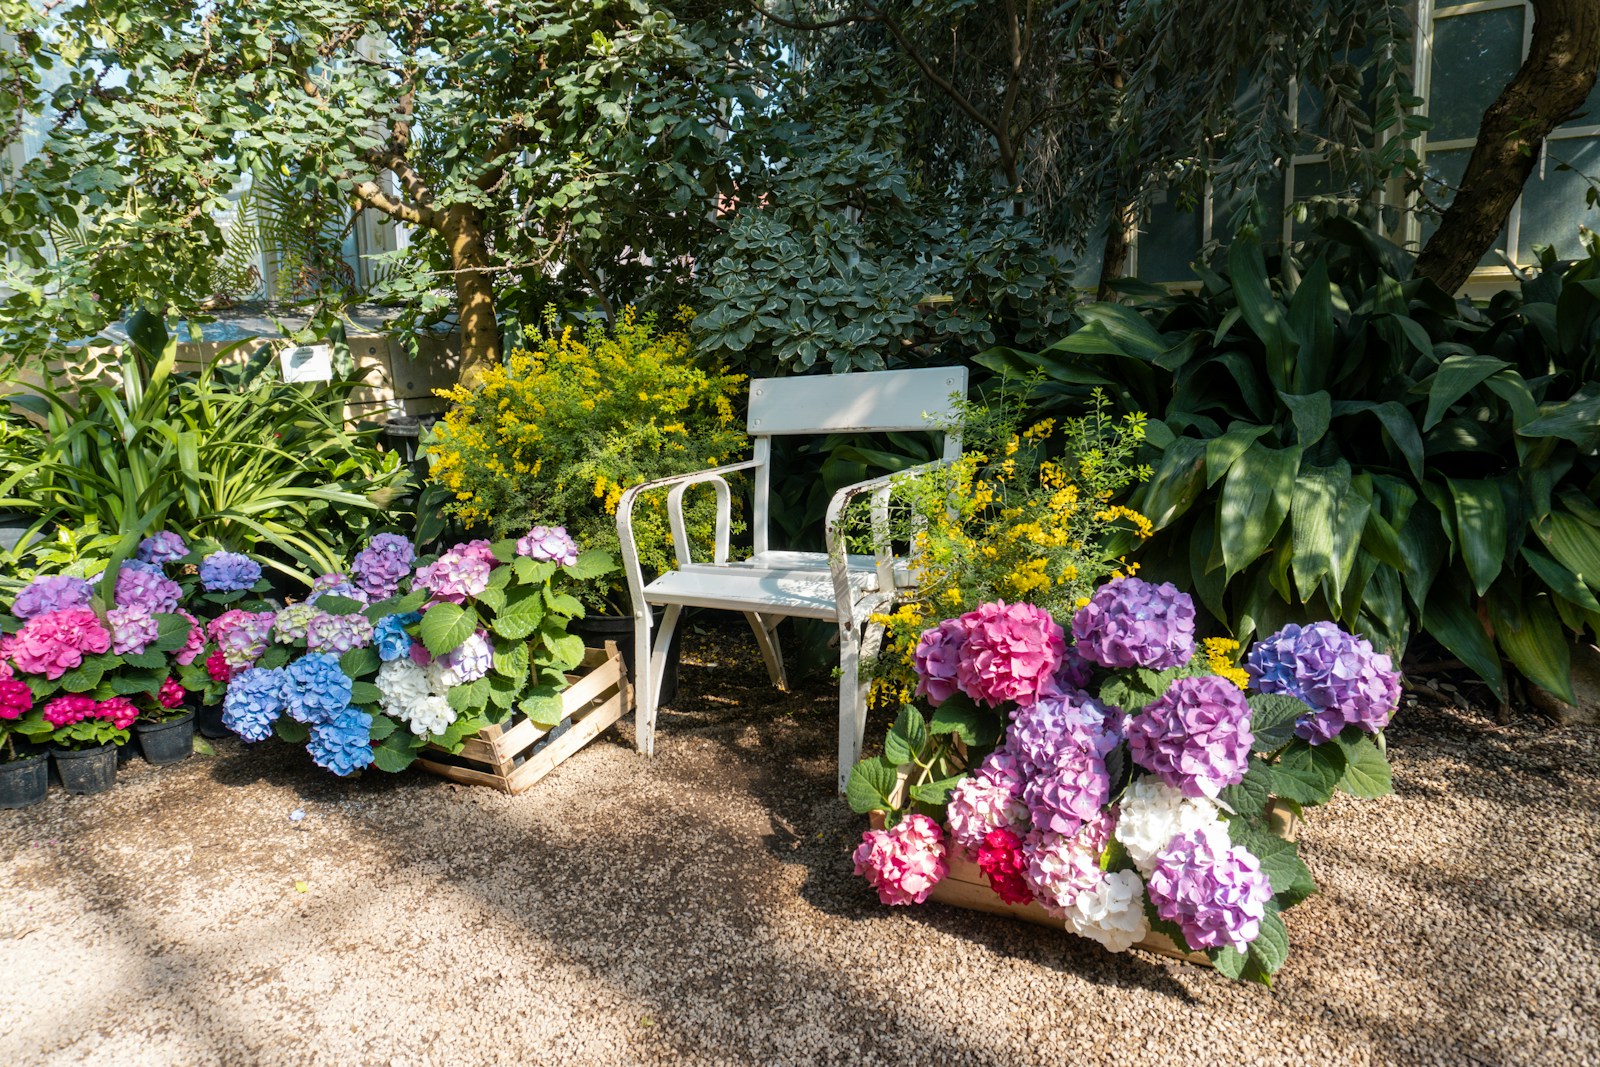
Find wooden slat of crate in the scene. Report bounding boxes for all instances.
[415,644,631,795]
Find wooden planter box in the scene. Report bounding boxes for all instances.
[415,643,631,795]
[871,802,1298,966]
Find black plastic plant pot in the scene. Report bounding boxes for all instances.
[52,744,118,796]
[0,752,49,809]
[196,702,230,740]
[135,710,196,766]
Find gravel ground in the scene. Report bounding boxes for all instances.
[2,619,1597,1067]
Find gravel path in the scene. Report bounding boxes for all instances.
[2,622,1597,1067]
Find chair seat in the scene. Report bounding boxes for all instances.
[642,557,895,621]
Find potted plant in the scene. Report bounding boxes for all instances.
[427,307,747,697]
[133,676,197,765]
[0,668,48,808]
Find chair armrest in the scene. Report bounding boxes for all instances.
[616,459,761,618]
[822,458,955,622]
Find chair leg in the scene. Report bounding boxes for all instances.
[837,626,869,795]
[633,608,657,757]
[744,612,788,691]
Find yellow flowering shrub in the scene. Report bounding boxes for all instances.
[429,307,748,609]
[865,387,1154,697]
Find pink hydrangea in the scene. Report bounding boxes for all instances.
[43,694,98,726]
[0,675,33,720]
[157,677,186,709]
[107,606,160,656]
[852,813,949,906]
[97,696,139,730]
[414,547,493,604]
[975,827,1032,905]
[1127,675,1254,799]
[210,609,277,668]
[455,540,498,568]
[1008,689,1119,771]
[174,610,206,666]
[205,649,233,683]
[945,769,1029,857]
[955,601,1065,708]
[1022,824,1108,916]
[9,609,112,680]
[912,618,969,706]
[516,526,578,567]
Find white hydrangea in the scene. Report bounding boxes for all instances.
[1066,869,1150,953]
[407,694,457,737]
[376,659,431,716]
[1113,778,1222,874]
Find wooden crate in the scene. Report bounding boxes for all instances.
[870,802,1298,967]
[415,643,631,794]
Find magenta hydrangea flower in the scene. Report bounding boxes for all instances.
[12,575,94,619]
[107,606,160,656]
[976,826,1033,905]
[174,609,206,666]
[306,611,375,655]
[115,567,181,614]
[1071,577,1196,671]
[1008,689,1119,771]
[134,530,189,565]
[352,533,416,600]
[1246,621,1401,744]
[954,601,1065,708]
[9,609,112,680]
[43,693,98,726]
[1146,825,1274,953]
[912,617,969,706]
[0,674,34,720]
[455,539,498,568]
[414,547,493,604]
[210,609,278,667]
[1127,675,1254,799]
[516,525,579,567]
[852,813,948,906]
[97,696,139,730]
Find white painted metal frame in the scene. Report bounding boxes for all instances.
[617,366,967,793]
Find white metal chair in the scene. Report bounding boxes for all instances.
[617,366,967,793]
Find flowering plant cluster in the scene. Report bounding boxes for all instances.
[0,542,212,758]
[429,307,747,611]
[865,387,1153,706]
[210,529,613,776]
[847,576,1400,985]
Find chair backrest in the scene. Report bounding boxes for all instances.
[746,367,968,555]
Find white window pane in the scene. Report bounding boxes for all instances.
[1138,189,1205,283]
[1430,8,1526,142]
[1519,139,1600,260]
[1419,147,1510,267]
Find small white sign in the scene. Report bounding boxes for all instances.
[279,343,333,383]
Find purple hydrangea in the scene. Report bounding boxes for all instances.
[119,559,166,577]
[955,601,1065,708]
[414,548,493,604]
[306,611,375,655]
[1022,825,1109,915]
[427,630,494,689]
[1127,675,1254,799]
[222,667,288,742]
[283,653,354,724]
[352,533,416,600]
[11,575,94,619]
[134,531,189,565]
[1246,621,1401,745]
[199,551,262,593]
[115,567,182,614]
[1071,578,1196,670]
[306,708,374,776]
[210,609,277,668]
[107,606,160,656]
[1008,689,1119,771]
[307,572,369,606]
[1022,747,1114,837]
[516,525,579,567]
[374,612,421,661]
[912,618,969,706]
[1146,826,1274,953]
[455,540,497,568]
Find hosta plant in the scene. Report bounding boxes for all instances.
[847,577,1398,985]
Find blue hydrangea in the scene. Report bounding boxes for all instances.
[307,708,375,776]
[222,667,288,742]
[200,551,263,592]
[134,531,189,565]
[1246,622,1400,744]
[374,612,421,661]
[283,652,354,724]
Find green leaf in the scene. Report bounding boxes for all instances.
[274,718,310,744]
[520,686,567,728]
[927,696,1003,748]
[119,649,167,670]
[486,672,518,709]
[544,590,585,618]
[909,775,966,808]
[1521,544,1600,613]
[884,705,931,766]
[491,593,545,641]
[372,732,420,772]
[541,631,586,671]
[151,612,193,653]
[1247,907,1291,979]
[1536,510,1600,592]
[1219,443,1302,580]
[1334,732,1394,798]
[1487,588,1574,703]
[1423,580,1505,696]
[1210,944,1248,980]
[257,645,290,670]
[1270,739,1345,805]
[1229,232,1298,390]
[1278,390,1332,448]
[110,667,165,696]
[313,594,365,616]
[1247,693,1305,753]
[1227,820,1314,899]
[420,602,478,656]
[446,677,491,714]
[1204,424,1272,488]
[1290,462,1351,600]
[340,646,380,680]
[493,640,530,683]
[564,548,616,580]
[60,659,106,693]
[845,755,900,814]
[1420,354,1510,431]
[514,556,557,584]
[1098,666,1182,714]
[368,714,398,741]
[1447,477,1509,596]
[351,681,384,706]
[1217,758,1276,820]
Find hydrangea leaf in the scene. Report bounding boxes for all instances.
[1334,731,1393,798]
[1142,901,1195,954]
[1217,758,1276,821]
[541,632,586,671]
[257,645,290,670]
[340,647,380,679]
[490,539,518,565]
[371,736,416,773]
[151,612,192,653]
[60,660,106,693]
[486,673,518,709]
[475,584,509,614]
[389,589,429,615]
[1268,738,1344,804]
[1226,821,1314,898]
[1246,693,1305,752]
[493,640,530,683]
[521,687,566,728]
[543,589,586,619]
[421,601,479,655]
[1210,944,1248,979]
[446,677,490,714]
[273,718,310,744]
[565,549,616,581]
[845,755,899,814]
[1098,666,1182,713]
[491,592,545,641]
[314,594,366,617]
[1247,905,1290,977]
[110,667,165,696]
[884,704,931,766]
[367,714,398,741]
[928,697,1003,748]
[119,649,167,670]
[908,774,965,808]
[350,681,384,706]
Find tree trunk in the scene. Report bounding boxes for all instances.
[1097,201,1134,301]
[1414,0,1600,293]
[440,204,501,385]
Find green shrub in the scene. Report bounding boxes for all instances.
[979,219,1600,703]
